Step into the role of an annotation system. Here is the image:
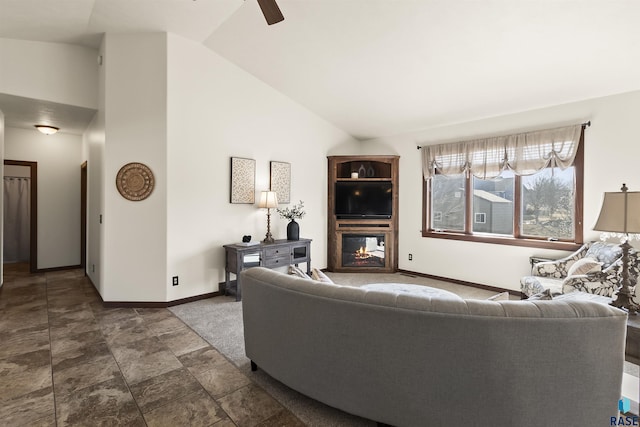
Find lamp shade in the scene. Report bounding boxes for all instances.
[258,191,279,209]
[594,189,640,234]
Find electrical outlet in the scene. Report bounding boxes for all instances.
[92,264,95,273]
[408,253,413,261]
[172,276,179,286]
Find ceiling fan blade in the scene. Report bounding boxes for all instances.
[257,0,284,25]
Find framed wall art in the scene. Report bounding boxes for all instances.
[230,157,256,204]
[270,161,291,204]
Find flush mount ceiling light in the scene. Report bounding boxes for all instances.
[34,125,59,135]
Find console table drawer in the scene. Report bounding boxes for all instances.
[264,247,290,258]
[264,254,291,268]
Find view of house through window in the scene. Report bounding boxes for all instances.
[431,174,465,231]
[472,172,514,235]
[427,166,578,243]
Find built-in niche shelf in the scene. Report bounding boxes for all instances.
[327,155,399,273]
[335,160,392,180]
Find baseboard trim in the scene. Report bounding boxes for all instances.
[12,265,226,308]
[85,274,224,308]
[100,291,223,308]
[397,268,522,297]
[91,270,521,307]
[36,264,82,273]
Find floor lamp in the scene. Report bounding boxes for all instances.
[593,183,640,314]
[258,191,279,243]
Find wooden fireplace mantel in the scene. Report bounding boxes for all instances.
[327,155,399,273]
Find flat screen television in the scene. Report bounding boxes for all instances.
[335,181,393,219]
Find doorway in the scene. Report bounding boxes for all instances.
[3,160,38,273]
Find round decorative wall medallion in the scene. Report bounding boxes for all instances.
[116,162,155,201]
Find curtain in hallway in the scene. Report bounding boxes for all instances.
[3,177,30,263]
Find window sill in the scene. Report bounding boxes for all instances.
[422,231,582,251]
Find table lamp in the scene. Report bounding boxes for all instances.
[258,191,279,243]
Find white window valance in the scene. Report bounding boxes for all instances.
[421,124,583,180]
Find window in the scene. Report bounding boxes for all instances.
[521,167,576,239]
[421,124,585,249]
[474,213,487,224]
[472,173,513,234]
[431,174,465,231]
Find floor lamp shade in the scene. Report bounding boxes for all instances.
[594,187,640,234]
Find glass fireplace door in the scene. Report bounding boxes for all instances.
[339,233,388,269]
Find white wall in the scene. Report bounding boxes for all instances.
[0,38,98,109]
[4,126,82,269]
[101,33,168,302]
[365,90,640,291]
[82,37,106,297]
[166,34,358,301]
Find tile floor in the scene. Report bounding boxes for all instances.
[0,263,304,426]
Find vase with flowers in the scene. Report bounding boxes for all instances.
[277,200,305,241]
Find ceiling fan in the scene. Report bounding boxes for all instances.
[257,0,284,25]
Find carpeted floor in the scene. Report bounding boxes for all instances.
[169,271,509,426]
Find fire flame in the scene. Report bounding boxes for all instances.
[354,246,370,259]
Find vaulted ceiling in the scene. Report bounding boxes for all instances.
[2,0,640,139]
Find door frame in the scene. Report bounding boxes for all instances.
[3,160,38,273]
[81,161,87,272]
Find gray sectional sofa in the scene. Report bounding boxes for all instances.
[241,267,627,427]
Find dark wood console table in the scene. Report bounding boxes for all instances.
[223,238,311,301]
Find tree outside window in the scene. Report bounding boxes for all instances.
[521,167,575,240]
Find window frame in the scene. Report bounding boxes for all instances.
[422,131,584,251]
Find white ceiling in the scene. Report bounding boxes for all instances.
[0,94,97,135]
[2,0,640,139]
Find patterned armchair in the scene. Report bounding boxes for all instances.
[520,241,640,298]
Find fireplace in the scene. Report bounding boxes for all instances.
[341,234,385,268]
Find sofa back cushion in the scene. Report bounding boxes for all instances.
[243,267,623,319]
[567,257,602,276]
[585,242,622,268]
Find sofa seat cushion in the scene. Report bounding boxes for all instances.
[521,276,563,297]
[553,291,612,304]
[361,283,461,300]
